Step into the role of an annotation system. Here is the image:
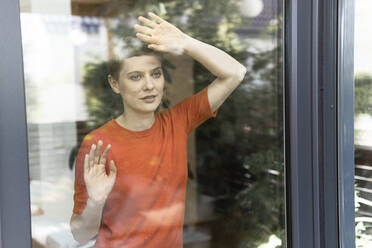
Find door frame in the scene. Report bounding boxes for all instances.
[0,0,32,247]
[0,0,356,247]
[337,0,355,247]
[285,0,355,247]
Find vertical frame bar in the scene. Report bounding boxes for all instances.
[318,0,340,247]
[0,0,32,247]
[285,0,318,246]
[0,0,356,247]
[285,0,345,247]
[338,0,355,247]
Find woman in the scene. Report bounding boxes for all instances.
[70,12,246,248]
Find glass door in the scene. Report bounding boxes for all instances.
[17,0,285,247]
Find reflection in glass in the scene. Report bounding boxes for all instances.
[20,0,284,247]
[354,1,372,247]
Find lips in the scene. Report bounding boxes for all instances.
[140,95,157,103]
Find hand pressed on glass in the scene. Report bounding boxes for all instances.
[84,140,117,204]
[135,12,190,54]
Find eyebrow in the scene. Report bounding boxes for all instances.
[126,67,162,75]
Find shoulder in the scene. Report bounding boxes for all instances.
[166,88,210,116]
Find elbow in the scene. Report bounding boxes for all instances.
[238,64,247,82]
[236,64,247,82]
[70,215,92,245]
[71,234,90,245]
[72,236,90,246]
[71,228,90,245]
[228,64,247,84]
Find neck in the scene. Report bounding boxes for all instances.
[116,109,155,131]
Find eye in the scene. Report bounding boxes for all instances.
[152,70,162,78]
[129,74,141,81]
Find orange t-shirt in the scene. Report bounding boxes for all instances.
[73,88,217,248]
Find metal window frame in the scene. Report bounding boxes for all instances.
[0,0,355,247]
[337,0,355,247]
[285,0,355,248]
[0,0,32,248]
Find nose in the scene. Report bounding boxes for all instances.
[143,75,155,91]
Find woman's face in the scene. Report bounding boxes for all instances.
[115,55,165,114]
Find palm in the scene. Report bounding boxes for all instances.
[135,12,189,54]
[84,140,117,204]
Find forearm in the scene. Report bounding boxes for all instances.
[70,198,105,244]
[183,36,246,80]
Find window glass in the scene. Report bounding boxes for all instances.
[19,0,285,247]
[354,1,372,247]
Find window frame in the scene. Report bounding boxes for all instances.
[0,0,356,247]
[285,0,355,247]
[0,0,32,247]
[337,0,355,247]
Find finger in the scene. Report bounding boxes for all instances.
[134,24,153,36]
[84,154,89,173]
[99,144,111,165]
[138,16,157,28]
[109,160,117,177]
[148,44,167,52]
[94,140,103,164]
[136,33,157,44]
[89,144,96,168]
[148,12,165,24]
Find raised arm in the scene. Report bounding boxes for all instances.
[135,12,247,112]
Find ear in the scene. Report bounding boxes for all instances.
[108,75,121,94]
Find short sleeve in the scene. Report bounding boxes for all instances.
[72,133,97,215]
[170,87,217,134]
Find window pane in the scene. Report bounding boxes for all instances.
[354,1,372,247]
[19,0,285,247]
